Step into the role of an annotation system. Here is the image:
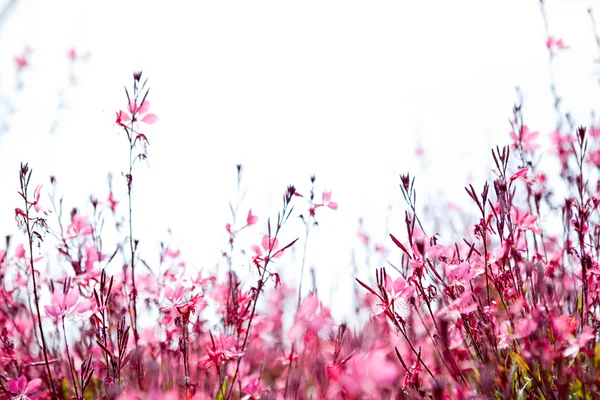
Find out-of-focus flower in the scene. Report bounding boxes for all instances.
[6,376,42,400]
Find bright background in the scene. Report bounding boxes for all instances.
[1,0,599,320]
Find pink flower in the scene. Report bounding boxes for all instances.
[26,184,49,215]
[246,209,258,226]
[564,328,596,357]
[288,294,332,342]
[509,168,529,183]
[44,289,91,319]
[512,319,538,340]
[116,99,158,127]
[6,376,42,400]
[161,284,206,317]
[511,208,542,234]
[371,274,415,317]
[198,333,244,369]
[14,56,28,70]
[322,191,338,210]
[444,261,483,287]
[106,192,119,212]
[546,36,569,54]
[251,235,285,262]
[510,125,540,151]
[66,213,93,239]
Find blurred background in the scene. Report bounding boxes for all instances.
[0,0,599,321]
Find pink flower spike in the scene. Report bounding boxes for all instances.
[246,209,258,226]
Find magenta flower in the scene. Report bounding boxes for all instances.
[321,191,338,210]
[106,192,119,212]
[198,333,244,370]
[116,99,158,127]
[6,376,42,400]
[44,289,91,319]
[371,274,415,317]
[161,284,206,319]
[246,209,258,226]
[510,125,540,151]
[26,184,49,215]
[511,208,542,234]
[251,235,285,262]
[546,36,569,54]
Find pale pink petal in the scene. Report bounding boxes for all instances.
[261,235,270,251]
[45,305,61,318]
[327,202,338,210]
[250,245,262,256]
[141,114,158,124]
[7,378,18,393]
[75,300,92,314]
[119,110,131,122]
[138,100,150,115]
[33,184,42,202]
[25,378,41,394]
[65,290,79,309]
[15,244,25,259]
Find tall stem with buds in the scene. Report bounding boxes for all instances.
[17,163,57,399]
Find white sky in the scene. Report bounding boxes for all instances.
[1,0,600,320]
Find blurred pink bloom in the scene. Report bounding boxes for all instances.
[161,284,205,317]
[444,261,483,287]
[251,235,284,262]
[44,289,91,319]
[116,99,158,127]
[372,274,415,317]
[512,319,538,340]
[106,192,119,212]
[246,209,258,226]
[7,376,41,400]
[546,36,569,54]
[510,125,540,151]
[288,294,332,342]
[564,328,595,358]
[27,184,49,215]
[511,208,542,234]
[509,168,529,183]
[322,191,338,210]
[198,333,244,369]
[67,213,93,239]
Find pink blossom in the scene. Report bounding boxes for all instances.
[546,36,569,54]
[321,191,338,210]
[509,168,529,183]
[44,289,91,319]
[564,328,596,358]
[116,99,158,127]
[27,184,49,215]
[251,235,285,262]
[511,208,542,234]
[161,284,205,318]
[6,376,41,400]
[106,192,119,212]
[246,209,258,225]
[510,125,540,151]
[66,213,93,239]
[288,294,332,342]
[198,333,244,369]
[512,319,538,340]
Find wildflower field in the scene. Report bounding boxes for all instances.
[3,1,600,399]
